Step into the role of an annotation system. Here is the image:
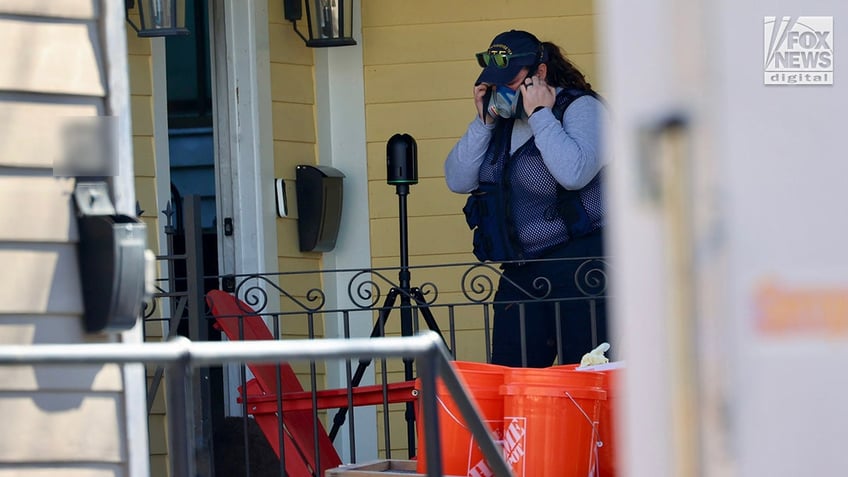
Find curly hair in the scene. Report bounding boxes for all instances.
[540,41,593,92]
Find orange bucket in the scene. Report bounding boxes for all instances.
[500,367,606,477]
[416,361,507,477]
[557,363,624,477]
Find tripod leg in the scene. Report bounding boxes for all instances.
[328,288,398,442]
[411,288,451,355]
[402,289,452,458]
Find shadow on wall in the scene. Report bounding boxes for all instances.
[28,314,115,411]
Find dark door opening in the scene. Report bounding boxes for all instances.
[163,0,224,472]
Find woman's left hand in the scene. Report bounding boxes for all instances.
[519,75,556,115]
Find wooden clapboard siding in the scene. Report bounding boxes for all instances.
[0,18,106,96]
[268,5,319,262]
[0,0,98,19]
[0,176,77,243]
[0,393,125,462]
[0,0,136,474]
[267,1,330,401]
[267,2,327,395]
[0,244,85,315]
[0,101,103,169]
[127,37,159,225]
[0,315,122,392]
[361,0,602,457]
[0,469,123,477]
[0,330,126,464]
[124,6,168,474]
[362,0,595,26]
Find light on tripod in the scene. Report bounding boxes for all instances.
[386,133,418,185]
[329,132,448,456]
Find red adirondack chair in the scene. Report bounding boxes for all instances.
[206,290,416,477]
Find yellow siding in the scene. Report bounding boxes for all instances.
[268,0,328,397]
[125,11,167,474]
[269,3,318,272]
[133,135,156,177]
[361,0,594,26]
[376,405,412,456]
[361,0,602,456]
[149,455,169,477]
[147,413,169,455]
[273,141,315,177]
[128,54,153,96]
[130,95,155,137]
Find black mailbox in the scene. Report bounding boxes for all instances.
[74,182,148,333]
[295,165,345,252]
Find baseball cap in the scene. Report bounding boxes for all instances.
[475,30,544,86]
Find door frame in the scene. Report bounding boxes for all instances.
[209,0,277,417]
[209,0,277,280]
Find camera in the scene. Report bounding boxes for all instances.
[386,133,418,185]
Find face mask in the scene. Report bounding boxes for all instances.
[487,85,524,119]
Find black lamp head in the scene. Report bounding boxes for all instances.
[386,133,418,186]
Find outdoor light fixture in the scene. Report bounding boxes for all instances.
[283,0,356,47]
[125,0,190,37]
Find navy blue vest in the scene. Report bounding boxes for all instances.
[463,89,605,262]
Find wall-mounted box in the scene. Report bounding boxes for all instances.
[295,165,345,252]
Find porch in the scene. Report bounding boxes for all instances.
[142,196,609,476]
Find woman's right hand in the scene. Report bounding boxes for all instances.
[474,83,490,123]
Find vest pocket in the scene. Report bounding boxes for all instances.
[463,184,519,262]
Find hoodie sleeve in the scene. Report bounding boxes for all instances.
[444,116,496,193]
[527,95,609,190]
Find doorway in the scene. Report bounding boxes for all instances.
[163,1,229,465]
[160,1,279,471]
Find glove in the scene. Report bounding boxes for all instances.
[579,342,610,367]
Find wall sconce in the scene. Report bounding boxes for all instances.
[125,0,190,37]
[283,0,356,47]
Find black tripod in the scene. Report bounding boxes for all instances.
[328,134,448,457]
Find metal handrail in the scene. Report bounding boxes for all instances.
[0,331,513,477]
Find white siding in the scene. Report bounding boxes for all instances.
[0,18,106,96]
[0,0,141,475]
[0,0,97,19]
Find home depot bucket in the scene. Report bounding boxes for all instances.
[557,362,624,477]
[416,361,506,477]
[500,367,606,477]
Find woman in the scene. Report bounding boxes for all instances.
[444,30,610,367]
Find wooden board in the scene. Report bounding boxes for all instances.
[326,459,462,477]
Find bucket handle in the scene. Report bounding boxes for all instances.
[437,395,472,430]
[436,396,503,477]
[565,391,602,477]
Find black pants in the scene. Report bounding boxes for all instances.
[490,230,609,368]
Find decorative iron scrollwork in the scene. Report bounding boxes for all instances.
[574,258,608,297]
[233,274,325,313]
[460,262,552,303]
[415,281,438,305]
[347,269,382,309]
[461,263,499,303]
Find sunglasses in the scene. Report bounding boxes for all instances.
[476,50,537,69]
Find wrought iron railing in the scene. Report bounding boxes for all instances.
[141,195,610,476]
